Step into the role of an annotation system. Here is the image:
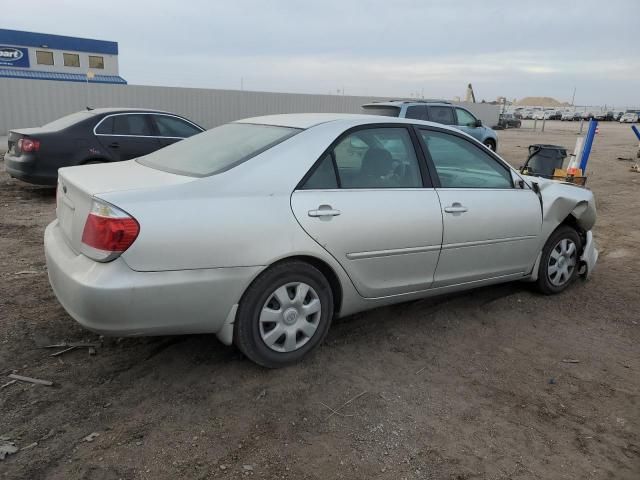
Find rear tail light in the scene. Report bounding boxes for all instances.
[18,137,40,153]
[81,199,139,262]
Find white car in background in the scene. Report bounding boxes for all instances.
[620,112,639,123]
[45,114,598,367]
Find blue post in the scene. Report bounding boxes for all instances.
[632,125,640,141]
[579,119,598,173]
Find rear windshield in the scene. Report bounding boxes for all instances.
[42,111,94,131]
[138,123,300,177]
[361,106,401,117]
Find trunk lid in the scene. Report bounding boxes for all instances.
[56,160,195,254]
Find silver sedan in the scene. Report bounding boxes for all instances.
[45,114,598,367]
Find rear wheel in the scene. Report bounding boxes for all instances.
[234,261,334,368]
[536,226,582,294]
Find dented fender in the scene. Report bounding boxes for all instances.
[523,175,596,236]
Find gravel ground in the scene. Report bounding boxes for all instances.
[0,120,638,479]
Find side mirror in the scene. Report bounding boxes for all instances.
[474,119,482,128]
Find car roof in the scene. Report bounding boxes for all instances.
[86,107,173,115]
[234,112,462,132]
[362,100,453,108]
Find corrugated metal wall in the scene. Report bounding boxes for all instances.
[0,78,499,134]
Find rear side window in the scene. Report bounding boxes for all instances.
[153,115,202,138]
[138,123,300,177]
[112,115,153,136]
[405,105,428,121]
[95,116,114,134]
[302,154,338,189]
[302,127,423,189]
[427,106,455,125]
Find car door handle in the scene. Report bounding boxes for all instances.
[444,203,468,214]
[108,142,120,149]
[308,206,341,217]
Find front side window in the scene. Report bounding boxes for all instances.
[89,55,104,69]
[455,108,477,127]
[36,50,54,65]
[303,127,422,189]
[153,115,202,138]
[427,106,455,125]
[420,130,512,189]
[139,123,300,177]
[405,105,428,121]
[63,53,80,67]
[112,115,153,136]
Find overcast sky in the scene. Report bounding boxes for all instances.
[4,0,639,106]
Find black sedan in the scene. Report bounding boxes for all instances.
[4,108,205,185]
[498,113,521,129]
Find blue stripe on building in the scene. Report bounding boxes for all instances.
[0,29,118,55]
[0,68,126,84]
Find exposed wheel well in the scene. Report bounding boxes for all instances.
[483,138,497,149]
[267,256,343,316]
[559,214,586,251]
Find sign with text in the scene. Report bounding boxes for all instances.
[0,46,30,68]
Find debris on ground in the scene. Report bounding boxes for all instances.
[42,342,100,357]
[8,374,53,386]
[21,442,38,451]
[83,433,100,442]
[561,359,580,364]
[0,439,18,460]
[255,389,266,401]
[630,164,640,173]
[0,380,17,389]
[50,346,77,357]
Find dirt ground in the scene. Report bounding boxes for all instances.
[1,120,639,480]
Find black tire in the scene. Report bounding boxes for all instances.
[536,225,582,295]
[234,260,334,368]
[483,139,496,151]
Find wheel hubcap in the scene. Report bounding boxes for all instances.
[259,282,321,353]
[547,238,577,286]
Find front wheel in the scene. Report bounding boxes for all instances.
[536,226,582,294]
[234,261,334,368]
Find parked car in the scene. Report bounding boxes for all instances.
[45,113,598,367]
[561,112,575,121]
[546,110,562,120]
[594,111,614,121]
[498,113,522,129]
[532,111,545,120]
[4,108,205,185]
[620,112,639,123]
[581,111,594,120]
[361,101,499,151]
[613,111,624,121]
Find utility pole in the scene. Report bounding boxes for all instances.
[571,86,576,106]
